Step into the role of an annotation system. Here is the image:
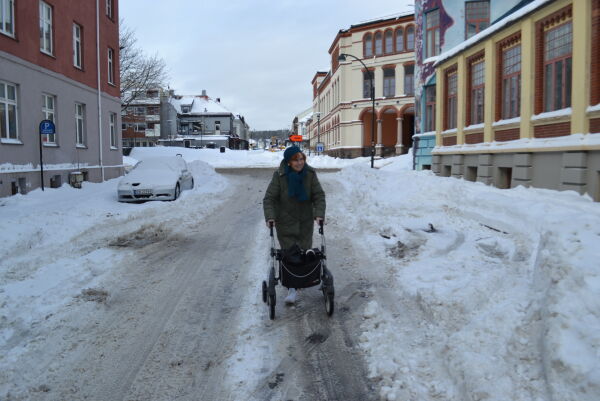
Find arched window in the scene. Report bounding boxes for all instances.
[395,28,404,52]
[406,26,415,51]
[375,32,383,55]
[364,33,373,57]
[385,30,393,54]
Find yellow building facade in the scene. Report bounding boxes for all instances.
[433,0,600,201]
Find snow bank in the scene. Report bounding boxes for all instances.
[329,162,600,400]
[0,158,229,359]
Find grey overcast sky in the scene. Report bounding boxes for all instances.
[120,0,414,130]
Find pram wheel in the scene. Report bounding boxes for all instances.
[268,294,276,320]
[325,292,334,316]
[261,281,268,303]
[268,268,277,320]
[322,267,335,316]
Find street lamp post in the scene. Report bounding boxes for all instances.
[316,112,321,155]
[338,53,376,168]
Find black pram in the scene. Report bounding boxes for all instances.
[261,221,334,320]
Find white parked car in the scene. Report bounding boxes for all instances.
[117,156,194,202]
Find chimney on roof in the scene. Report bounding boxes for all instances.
[201,89,207,97]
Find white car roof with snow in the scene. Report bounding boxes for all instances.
[136,156,187,171]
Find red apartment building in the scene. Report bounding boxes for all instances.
[0,0,122,197]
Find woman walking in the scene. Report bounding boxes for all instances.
[263,146,326,304]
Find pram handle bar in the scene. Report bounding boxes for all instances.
[318,219,324,235]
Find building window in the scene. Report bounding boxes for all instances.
[134,106,145,115]
[425,85,436,132]
[364,33,373,57]
[75,103,86,145]
[363,70,373,98]
[42,94,56,144]
[73,23,82,69]
[425,9,440,58]
[544,21,572,112]
[110,112,117,148]
[383,68,395,97]
[106,0,112,18]
[0,81,18,140]
[395,28,404,52]
[39,1,53,55]
[406,26,415,51]
[404,64,414,95]
[445,69,458,129]
[384,30,393,54]
[502,44,521,119]
[374,32,383,56]
[108,48,115,84]
[465,1,490,39]
[0,0,15,37]
[469,58,485,125]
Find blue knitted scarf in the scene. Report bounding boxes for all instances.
[285,165,308,201]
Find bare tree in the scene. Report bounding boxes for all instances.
[119,21,169,111]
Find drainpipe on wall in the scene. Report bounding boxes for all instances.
[95,0,105,180]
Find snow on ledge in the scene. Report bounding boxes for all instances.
[413,131,437,138]
[441,128,458,135]
[492,117,521,127]
[531,108,572,121]
[464,123,485,131]
[422,56,440,65]
[0,138,23,145]
[432,132,600,154]
[587,103,600,113]
[0,162,92,173]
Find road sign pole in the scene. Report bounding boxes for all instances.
[39,132,44,191]
[38,119,56,192]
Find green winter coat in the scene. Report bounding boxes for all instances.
[263,160,326,250]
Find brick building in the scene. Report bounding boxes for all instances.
[306,13,416,158]
[432,0,600,201]
[121,87,162,148]
[0,0,122,197]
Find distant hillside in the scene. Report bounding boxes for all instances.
[249,130,290,140]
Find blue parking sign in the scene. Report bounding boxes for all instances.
[39,120,56,135]
[316,142,324,153]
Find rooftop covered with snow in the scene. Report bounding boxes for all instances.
[169,95,234,116]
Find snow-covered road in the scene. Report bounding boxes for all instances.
[1,147,599,401]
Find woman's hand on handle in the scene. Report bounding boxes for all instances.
[266,219,275,228]
[315,217,324,226]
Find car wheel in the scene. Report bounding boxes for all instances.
[174,183,180,200]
